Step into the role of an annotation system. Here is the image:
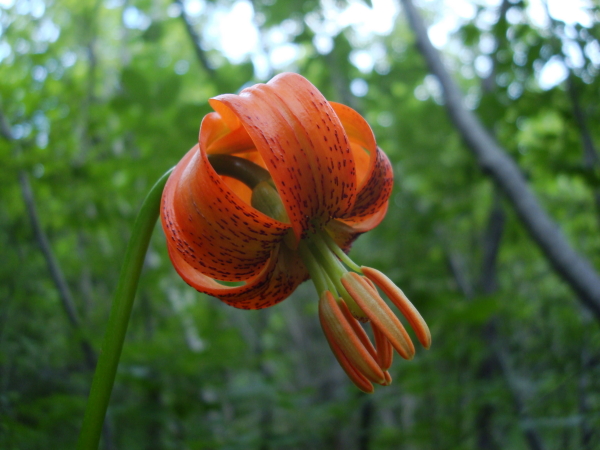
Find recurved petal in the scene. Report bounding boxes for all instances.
[209,73,357,242]
[341,201,389,233]
[202,111,256,155]
[331,101,393,222]
[324,204,388,254]
[344,146,393,222]
[329,102,376,187]
[167,237,308,310]
[161,140,290,282]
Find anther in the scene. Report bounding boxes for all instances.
[341,272,415,360]
[361,267,431,349]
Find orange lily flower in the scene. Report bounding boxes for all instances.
[161,73,430,392]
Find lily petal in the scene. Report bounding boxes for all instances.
[330,102,394,222]
[344,147,394,222]
[203,111,256,155]
[329,102,376,187]
[210,73,357,242]
[167,239,308,309]
[324,205,389,254]
[162,142,290,282]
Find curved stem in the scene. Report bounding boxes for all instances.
[77,168,173,450]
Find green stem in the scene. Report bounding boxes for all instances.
[77,168,173,450]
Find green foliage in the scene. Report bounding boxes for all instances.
[1,0,600,449]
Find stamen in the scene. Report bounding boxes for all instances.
[319,291,386,384]
[319,307,374,394]
[341,272,415,360]
[363,277,378,292]
[337,300,391,386]
[297,242,332,297]
[338,300,377,361]
[372,323,394,371]
[321,270,339,299]
[362,267,431,349]
[307,239,367,321]
[318,229,362,273]
[383,371,392,386]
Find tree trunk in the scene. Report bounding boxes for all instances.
[399,0,600,320]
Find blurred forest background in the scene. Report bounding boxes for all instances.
[1,0,600,448]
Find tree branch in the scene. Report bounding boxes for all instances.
[399,0,600,320]
[479,189,505,295]
[540,0,600,220]
[481,0,511,94]
[2,90,113,450]
[175,0,215,76]
[18,171,97,369]
[567,76,599,169]
[325,48,361,112]
[3,106,96,368]
[0,107,13,141]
